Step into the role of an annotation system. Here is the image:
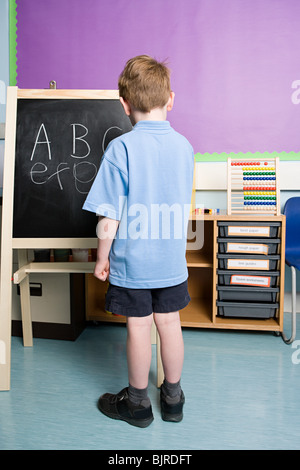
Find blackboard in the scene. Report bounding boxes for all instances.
[13,98,132,238]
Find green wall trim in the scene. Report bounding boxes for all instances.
[195,151,300,162]
[9,0,17,86]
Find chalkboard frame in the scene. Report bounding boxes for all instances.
[0,87,129,390]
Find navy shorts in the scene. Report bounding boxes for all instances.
[105,280,190,318]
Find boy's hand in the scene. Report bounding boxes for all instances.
[94,258,110,282]
[94,216,119,282]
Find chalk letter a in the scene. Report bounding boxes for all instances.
[30,123,52,161]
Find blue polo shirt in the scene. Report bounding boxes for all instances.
[83,120,194,288]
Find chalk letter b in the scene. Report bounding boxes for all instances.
[71,123,90,159]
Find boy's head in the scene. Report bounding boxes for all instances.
[118,55,172,113]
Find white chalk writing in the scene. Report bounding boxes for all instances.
[29,122,122,194]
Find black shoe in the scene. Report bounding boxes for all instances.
[160,387,185,422]
[97,387,154,428]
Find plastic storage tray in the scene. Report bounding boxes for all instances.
[217,254,280,270]
[218,221,281,238]
[217,269,280,287]
[217,237,280,255]
[217,285,279,303]
[217,301,279,319]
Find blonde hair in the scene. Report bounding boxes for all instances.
[118,55,171,113]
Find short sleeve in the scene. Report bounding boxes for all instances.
[82,155,128,220]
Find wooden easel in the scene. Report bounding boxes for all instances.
[0,87,163,390]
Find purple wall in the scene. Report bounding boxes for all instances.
[15,0,300,155]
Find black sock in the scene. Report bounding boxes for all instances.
[128,384,150,407]
[161,378,182,399]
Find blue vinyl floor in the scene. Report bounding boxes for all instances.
[0,314,300,451]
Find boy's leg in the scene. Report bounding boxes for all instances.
[153,311,184,383]
[97,313,154,428]
[154,311,185,422]
[126,314,153,390]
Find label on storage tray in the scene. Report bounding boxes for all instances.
[227,226,270,237]
[230,274,271,287]
[227,243,269,255]
[227,258,269,270]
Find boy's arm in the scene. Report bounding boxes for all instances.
[94,216,119,281]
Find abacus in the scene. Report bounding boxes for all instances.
[227,157,280,215]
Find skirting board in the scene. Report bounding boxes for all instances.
[196,161,300,190]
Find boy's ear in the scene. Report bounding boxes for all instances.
[120,97,131,116]
[166,91,175,112]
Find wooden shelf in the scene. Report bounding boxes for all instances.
[14,261,95,284]
[214,315,281,331]
[179,298,281,331]
[180,297,212,327]
[87,308,126,324]
[186,251,213,267]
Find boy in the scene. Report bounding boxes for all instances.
[83,55,194,428]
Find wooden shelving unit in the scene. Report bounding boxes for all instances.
[86,214,286,335]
